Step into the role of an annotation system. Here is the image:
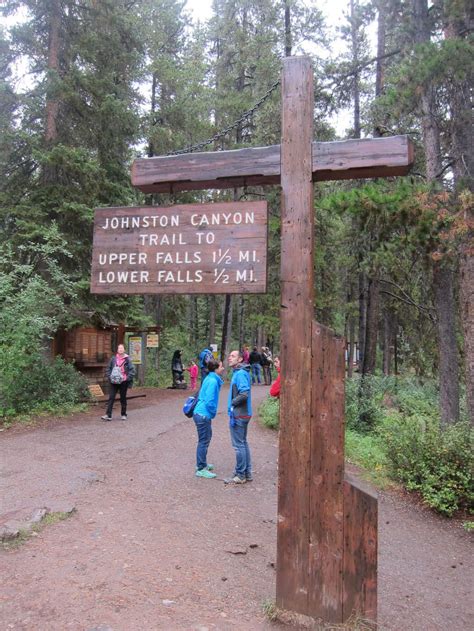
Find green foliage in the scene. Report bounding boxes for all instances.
[345,374,397,431]
[379,413,473,516]
[345,429,388,486]
[258,396,280,430]
[0,255,89,416]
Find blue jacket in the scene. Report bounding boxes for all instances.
[194,372,224,420]
[228,364,252,418]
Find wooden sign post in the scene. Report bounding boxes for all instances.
[122,56,414,625]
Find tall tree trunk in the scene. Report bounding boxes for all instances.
[347,281,356,378]
[374,0,387,137]
[148,72,157,158]
[220,295,231,361]
[433,263,460,426]
[238,295,245,350]
[209,296,216,345]
[362,275,380,375]
[445,9,474,424]
[45,0,60,146]
[358,271,368,371]
[284,0,292,57]
[350,0,361,139]
[382,308,391,375]
[413,0,460,424]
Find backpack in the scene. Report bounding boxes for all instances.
[183,393,199,418]
[110,364,124,384]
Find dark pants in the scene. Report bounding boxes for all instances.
[263,365,272,385]
[106,381,129,417]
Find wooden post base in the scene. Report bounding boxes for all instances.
[276,320,378,624]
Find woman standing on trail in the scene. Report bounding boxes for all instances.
[102,344,134,421]
[193,358,225,479]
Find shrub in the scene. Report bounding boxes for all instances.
[379,412,473,516]
[345,374,397,432]
[258,396,280,430]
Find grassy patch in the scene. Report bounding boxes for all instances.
[345,429,392,489]
[0,403,88,430]
[2,511,74,551]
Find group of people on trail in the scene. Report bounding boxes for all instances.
[193,348,253,484]
[245,345,274,385]
[100,341,280,485]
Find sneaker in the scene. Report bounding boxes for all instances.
[245,475,253,482]
[195,469,217,479]
[120,415,128,420]
[101,415,112,421]
[195,464,214,472]
[231,476,246,484]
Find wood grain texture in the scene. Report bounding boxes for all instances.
[343,473,378,625]
[131,136,414,193]
[90,201,267,294]
[308,322,346,620]
[276,56,314,615]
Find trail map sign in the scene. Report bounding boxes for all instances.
[90,201,267,294]
[94,56,414,625]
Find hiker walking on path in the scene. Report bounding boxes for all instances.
[249,346,262,385]
[227,349,253,483]
[101,344,134,421]
[193,358,225,479]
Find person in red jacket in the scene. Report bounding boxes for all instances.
[269,356,280,398]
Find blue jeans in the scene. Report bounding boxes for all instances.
[193,413,212,470]
[251,363,261,384]
[230,417,252,479]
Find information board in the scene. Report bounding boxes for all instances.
[128,337,142,364]
[90,201,267,294]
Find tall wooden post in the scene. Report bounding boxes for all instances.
[277,56,314,613]
[276,57,377,624]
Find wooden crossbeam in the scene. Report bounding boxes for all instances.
[131,135,414,193]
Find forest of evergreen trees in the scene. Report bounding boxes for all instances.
[0,0,472,437]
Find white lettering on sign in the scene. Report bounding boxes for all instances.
[102,215,179,229]
[91,202,267,294]
[190,211,255,226]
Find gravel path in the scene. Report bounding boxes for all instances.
[0,386,472,630]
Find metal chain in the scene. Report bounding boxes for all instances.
[167,79,281,156]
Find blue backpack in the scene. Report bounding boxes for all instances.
[183,392,199,418]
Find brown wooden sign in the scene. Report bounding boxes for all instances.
[90,201,267,294]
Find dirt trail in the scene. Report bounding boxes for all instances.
[0,386,472,630]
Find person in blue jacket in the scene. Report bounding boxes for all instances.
[227,349,253,484]
[198,346,213,384]
[193,357,225,479]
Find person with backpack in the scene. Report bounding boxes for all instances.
[198,346,213,383]
[193,358,225,479]
[101,344,134,421]
[227,349,253,483]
